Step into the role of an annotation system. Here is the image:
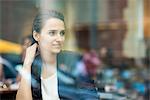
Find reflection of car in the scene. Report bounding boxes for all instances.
[59,84,100,100]
[0,39,21,54]
[58,69,100,100]
[98,92,128,100]
[57,64,99,100]
[57,51,100,99]
[1,53,21,79]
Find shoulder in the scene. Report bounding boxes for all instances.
[57,50,82,71]
[58,50,81,56]
[57,50,82,62]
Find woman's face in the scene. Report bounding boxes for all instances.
[38,18,65,54]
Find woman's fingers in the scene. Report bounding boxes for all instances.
[23,43,38,66]
[26,43,37,56]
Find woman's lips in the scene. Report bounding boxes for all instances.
[52,44,61,48]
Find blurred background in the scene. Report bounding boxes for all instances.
[0,0,149,100]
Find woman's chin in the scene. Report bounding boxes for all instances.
[52,49,61,54]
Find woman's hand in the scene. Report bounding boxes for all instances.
[23,43,38,69]
[16,43,37,100]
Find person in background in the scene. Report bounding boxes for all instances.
[83,50,101,80]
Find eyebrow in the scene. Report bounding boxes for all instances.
[48,30,65,32]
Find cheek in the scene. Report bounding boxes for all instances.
[39,37,52,47]
[60,39,65,47]
[62,37,65,43]
[41,35,54,43]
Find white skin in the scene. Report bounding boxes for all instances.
[35,18,65,78]
[16,18,65,100]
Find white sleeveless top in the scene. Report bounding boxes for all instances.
[41,73,60,100]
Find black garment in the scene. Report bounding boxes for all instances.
[31,51,100,100]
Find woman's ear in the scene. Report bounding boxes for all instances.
[33,31,40,42]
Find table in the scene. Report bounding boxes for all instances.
[0,88,17,100]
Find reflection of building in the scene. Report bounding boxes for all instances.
[144,0,150,39]
[144,0,150,63]
[75,0,127,62]
[74,0,148,60]
[0,0,38,42]
[123,0,146,58]
[0,0,148,60]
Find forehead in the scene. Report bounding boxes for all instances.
[42,18,65,30]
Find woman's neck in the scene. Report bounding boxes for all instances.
[41,53,57,79]
[41,52,57,64]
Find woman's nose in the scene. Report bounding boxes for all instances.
[56,34,63,41]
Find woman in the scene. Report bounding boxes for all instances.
[16,10,99,100]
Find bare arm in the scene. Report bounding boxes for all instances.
[16,43,37,100]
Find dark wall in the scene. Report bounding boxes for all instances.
[0,0,38,43]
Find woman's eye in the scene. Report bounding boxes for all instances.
[60,31,65,36]
[49,31,55,36]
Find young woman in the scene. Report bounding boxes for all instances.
[16,10,99,100]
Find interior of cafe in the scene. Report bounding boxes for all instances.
[0,0,149,100]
